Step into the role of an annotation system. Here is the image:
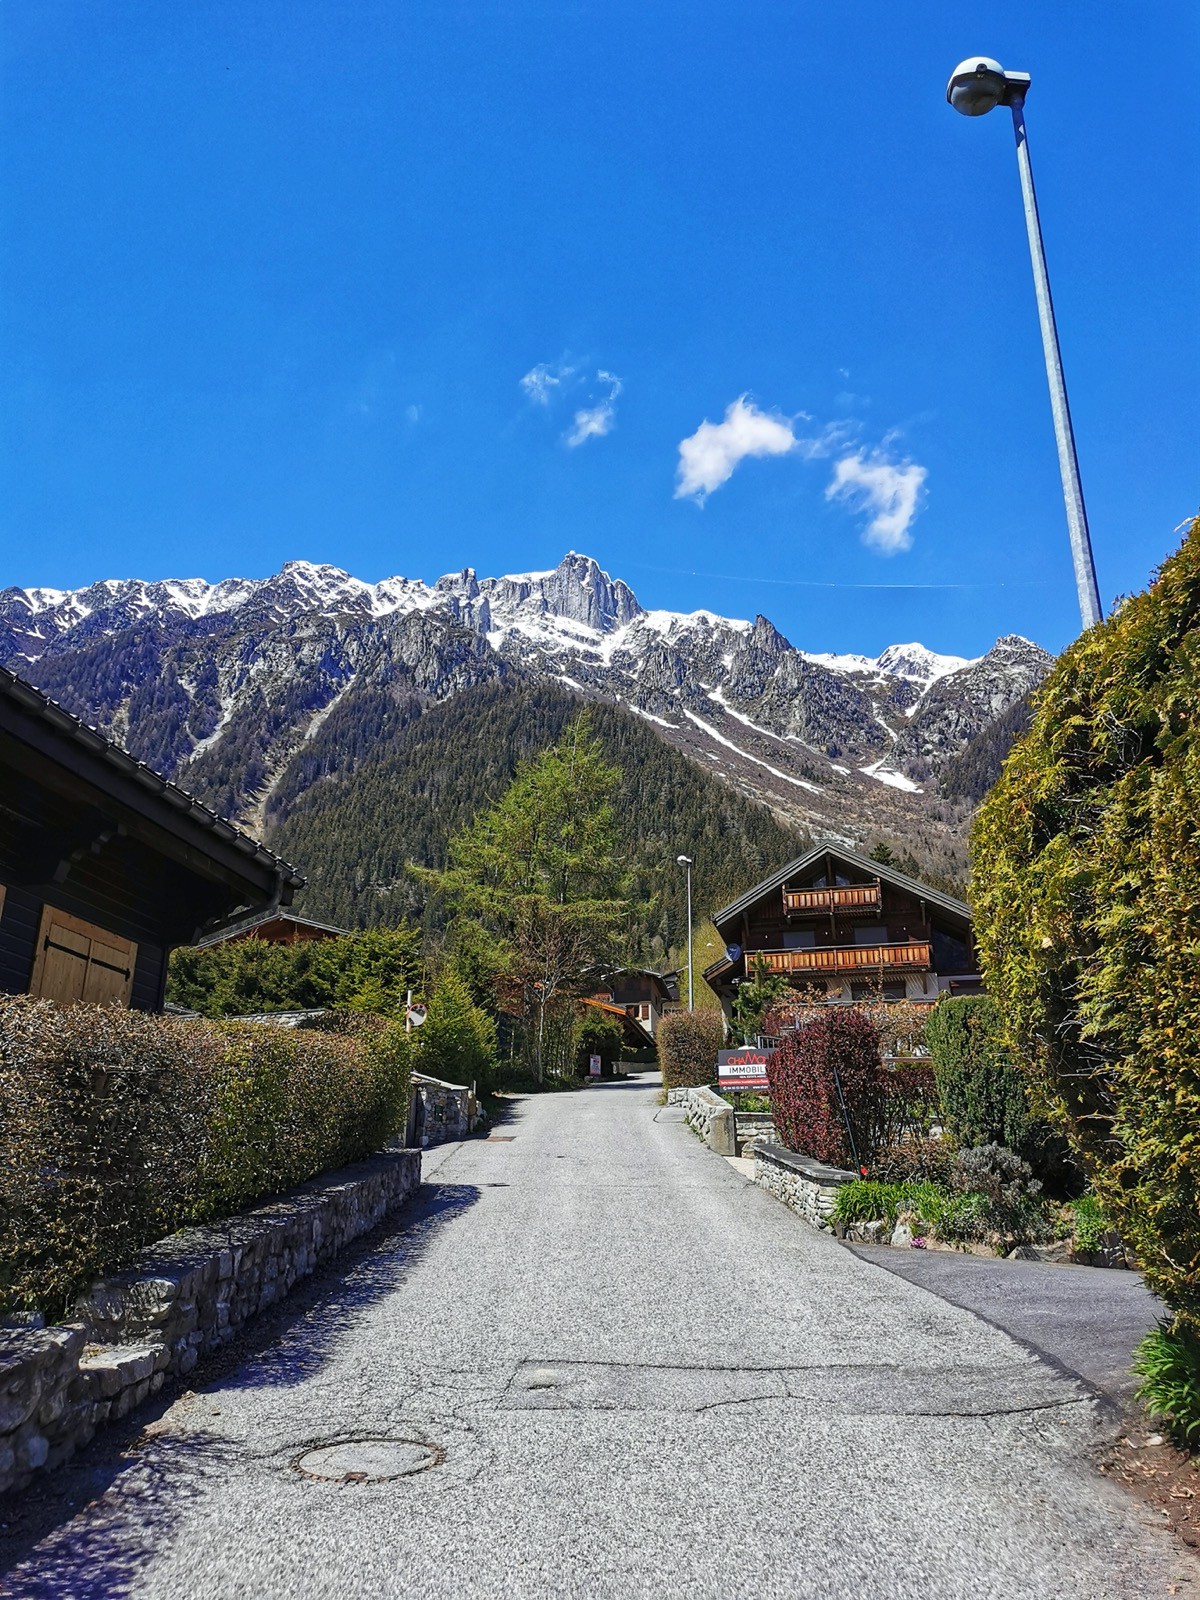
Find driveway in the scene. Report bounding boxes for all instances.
[846,1242,1163,1406]
[1,1078,1192,1599]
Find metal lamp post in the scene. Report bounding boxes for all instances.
[946,56,1104,631]
[676,855,694,1011]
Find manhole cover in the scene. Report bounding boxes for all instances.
[294,1438,443,1483]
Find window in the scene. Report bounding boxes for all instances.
[781,931,816,950]
[29,906,136,1008]
[853,925,888,946]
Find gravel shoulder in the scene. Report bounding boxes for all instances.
[2,1077,1194,1600]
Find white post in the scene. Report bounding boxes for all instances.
[1010,95,1103,631]
[686,859,694,1012]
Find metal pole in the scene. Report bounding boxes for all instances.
[686,861,694,1012]
[1009,95,1104,631]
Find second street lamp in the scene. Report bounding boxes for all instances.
[677,855,694,1012]
[947,56,1104,632]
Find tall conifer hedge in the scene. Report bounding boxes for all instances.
[971,519,1200,1331]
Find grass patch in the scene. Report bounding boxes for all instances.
[1134,1323,1200,1448]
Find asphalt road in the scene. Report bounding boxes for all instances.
[2,1079,1193,1600]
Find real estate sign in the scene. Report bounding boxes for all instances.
[717,1048,774,1091]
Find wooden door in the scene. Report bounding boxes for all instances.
[28,906,136,1008]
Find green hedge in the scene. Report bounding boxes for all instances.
[971,516,1200,1337]
[0,997,410,1319]
[657,1010,726,1090]
[167,927,421,1018]
[924,996,1042,1156]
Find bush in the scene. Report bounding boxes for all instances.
[971,518,1200,1330]
[1070,1192,1110,1255]
[167,927,421,1019]
[657,1009,726,1090]
[417,967,497,1087]
[1133,1323,1200,1447]
[925,997,1038,1156]
[575,1010,624,1075]
[868,1138,955,1185]
[766,1009,882,1169]
[0,996,411,1319]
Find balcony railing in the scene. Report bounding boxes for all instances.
[751,941,933,977]
[782,881,882,916]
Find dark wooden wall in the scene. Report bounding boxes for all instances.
[0,761,226,1012]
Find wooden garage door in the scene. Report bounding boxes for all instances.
[29,906,136,1007]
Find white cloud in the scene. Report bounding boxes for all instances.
[674,396,802,502]
[825,451,927,553]
[520,362,572,405]
[564,370,622,448]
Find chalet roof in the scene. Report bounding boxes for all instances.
[711,840,971,933]
[580,996,656,1052]
[195,909,350,948]
[602,966,680,992]
[0,665,304,893]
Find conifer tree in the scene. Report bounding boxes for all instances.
[431,712,629,1078]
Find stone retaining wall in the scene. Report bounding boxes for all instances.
[0,1147,421,1496]
[753,1143,857,1229]
[672,1086,736,1157]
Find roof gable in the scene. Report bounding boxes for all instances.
[711,840,971,931]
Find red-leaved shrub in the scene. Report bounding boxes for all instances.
[766,1008,883,1169]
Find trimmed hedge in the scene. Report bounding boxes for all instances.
[657,1009,726,1090]
[925,996,1037,1157]
[0,997,411,1319]
[766,1009,882,1170]
[972,516,1200,1336]
[167,927,421,1019]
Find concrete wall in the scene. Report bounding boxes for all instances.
[669,1085,736,1156]
[753,1144,857,1230]
[0,1147,421,1496]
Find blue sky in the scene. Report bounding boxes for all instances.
[1,1,1196,657]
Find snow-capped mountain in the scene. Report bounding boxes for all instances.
[0,552,1052,850]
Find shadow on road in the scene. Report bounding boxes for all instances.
[202,1180,481,1393]
[0,1178,479,1592]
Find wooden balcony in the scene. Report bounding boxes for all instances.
[782,881,881,916]
[751,941,933,977]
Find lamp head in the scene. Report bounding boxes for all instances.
[676,854,692,866]
[946,56,1030,116]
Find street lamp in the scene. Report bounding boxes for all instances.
[946,56,1104,632]
[676,855,693,1011]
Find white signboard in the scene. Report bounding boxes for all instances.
[589,1054,602,1077]
[716,1048,774,1090]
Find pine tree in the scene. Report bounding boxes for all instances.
[431,712,629,1079]
[417,967,497,1087]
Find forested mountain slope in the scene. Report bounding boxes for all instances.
[266,680,808,964]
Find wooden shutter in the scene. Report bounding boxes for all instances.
[28,906,136,1008]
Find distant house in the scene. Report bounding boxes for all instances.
[195,910,349,949]
[0,667,304,1011]
[579,997,656,1054]
[703,842,980,1014]
[594,967,680,1038]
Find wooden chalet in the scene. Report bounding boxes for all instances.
[579,997,656,1053]
[195,910,349,949]
[703,842,980,1013]
[594,967,680,1038]
[0,667,304,1011]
